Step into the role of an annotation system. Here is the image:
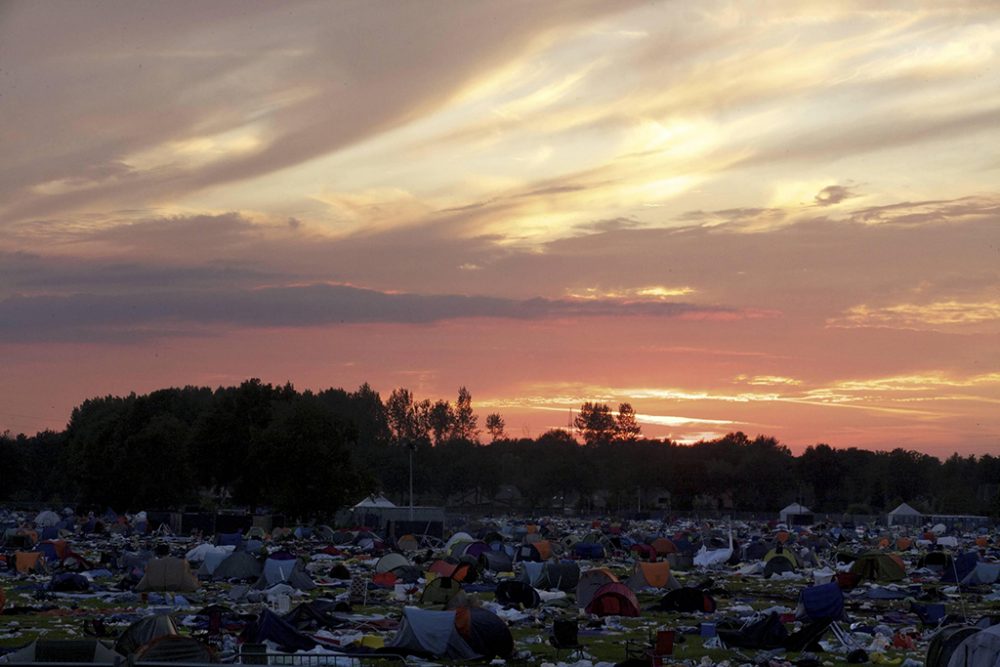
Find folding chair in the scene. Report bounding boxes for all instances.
[648,630,676,666]
[550,619,584,661]
[625,629,675,666]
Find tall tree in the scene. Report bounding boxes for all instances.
[485,413,506,442]
[428,399,455,445]
[574,402,616,445]
[614,403,641,442]
[386,388,429,443]
[252,396,372,521]
[452,386,480,442]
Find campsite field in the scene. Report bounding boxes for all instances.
[3,513,999,667]
[3,558,994,667]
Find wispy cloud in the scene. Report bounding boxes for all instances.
[830,300,1000,331]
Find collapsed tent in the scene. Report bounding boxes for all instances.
[242,608,316,651]
[652,586,717,613]
[718,612,789,650]
[585,582,641,617]
[385,606,480,660]
[135,557,200,592]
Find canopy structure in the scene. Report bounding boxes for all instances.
[888,503,923,526]
[354,494,397,509]
[779,503,814,526]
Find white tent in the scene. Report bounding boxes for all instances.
[353,494,397,509]
[887,502,922,526]
[779,503,813,525]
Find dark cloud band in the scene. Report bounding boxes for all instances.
[0,283,735,343]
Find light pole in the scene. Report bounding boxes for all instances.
[407,439,416,521]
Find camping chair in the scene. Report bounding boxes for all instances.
[830,621,860,650]
[625,629,676,666]
[349,575,368,607]
[784,619,833,652]
[549,619,584,661]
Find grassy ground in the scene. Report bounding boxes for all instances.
[3,565,995,665]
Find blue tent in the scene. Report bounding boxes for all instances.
[797,582,844,621]
[386,607,479,659]
[573,542,604,559]
[216,532,243,547]
[942,552,979,583]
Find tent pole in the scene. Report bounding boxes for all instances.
[409,447,414,521]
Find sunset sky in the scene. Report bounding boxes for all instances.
[2,1,998,457]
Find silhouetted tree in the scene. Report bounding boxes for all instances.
[614,403,641,442]
[251,395,372,520]
[428,399,454,445]
[574,402,616,445]
[452,386,479,442]
[485,413,506,442]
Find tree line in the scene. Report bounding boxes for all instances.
[1,379,998,520]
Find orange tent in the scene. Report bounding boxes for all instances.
[14,551,44,574]
[651,537,677,555]
[634,561,672,588]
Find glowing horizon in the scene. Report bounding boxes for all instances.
[1,2,998,458]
